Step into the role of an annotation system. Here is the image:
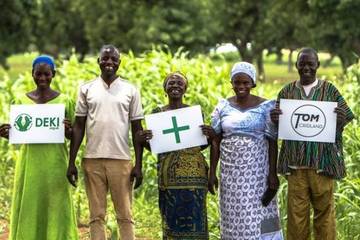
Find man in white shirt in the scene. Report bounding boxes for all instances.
[67,44,144,240]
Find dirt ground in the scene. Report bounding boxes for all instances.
[0,222,152,240]
[0,220,90,240]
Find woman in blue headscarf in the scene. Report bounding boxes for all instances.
[0,55,78,240]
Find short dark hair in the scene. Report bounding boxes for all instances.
[99,44,120,57]
[297,47,318,61]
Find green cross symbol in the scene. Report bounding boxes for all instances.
[162,116,190,143]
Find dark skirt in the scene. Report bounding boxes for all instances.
[158,147,209,240]
[159,189,208,239]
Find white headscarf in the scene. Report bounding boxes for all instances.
[230,62,256,84]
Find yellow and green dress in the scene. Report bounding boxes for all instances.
[9,94,79,240]
[155,108,209,240]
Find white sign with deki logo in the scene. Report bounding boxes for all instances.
[278,99,337,143]
[9,104,65,144]
[145,105,207,154]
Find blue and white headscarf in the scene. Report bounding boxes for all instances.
[230,62,256,84]
[32,55,56,70]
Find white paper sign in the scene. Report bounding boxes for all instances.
[9,104,65,144]
[145,105,207,154]
[278,99,337,143]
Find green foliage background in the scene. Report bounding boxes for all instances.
[2,0,360,71]
[0,49,359,239]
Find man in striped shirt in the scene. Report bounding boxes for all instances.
[270,48,354,240]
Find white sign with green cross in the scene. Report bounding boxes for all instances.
[145,105,207,154]
[9,104,65,144]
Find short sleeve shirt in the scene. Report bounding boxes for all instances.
[276,80,354,179]
[75,77,144,160]
[211,99,277,140]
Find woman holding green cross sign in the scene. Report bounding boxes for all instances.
[136,71,215,239]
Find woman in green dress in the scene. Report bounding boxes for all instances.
[0,55,79,240]
[136,72,215,239]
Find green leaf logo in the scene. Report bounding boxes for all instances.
[14,113,33,132]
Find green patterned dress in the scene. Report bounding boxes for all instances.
[154,107,209,240]
[9,94,78,240]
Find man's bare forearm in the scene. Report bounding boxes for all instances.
[131,119,143,169]
[69,116,86,166]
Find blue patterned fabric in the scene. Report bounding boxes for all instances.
[231,61,256,83]
[159,189,208,239]
[211,99,283,239]
[157,148,209,239]
[211,99,277,140]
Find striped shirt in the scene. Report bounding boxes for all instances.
[277,80,354,179]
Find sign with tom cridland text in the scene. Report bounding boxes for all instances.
[278,99,337,143]
[9,104,65,144]
[145,105,207,154]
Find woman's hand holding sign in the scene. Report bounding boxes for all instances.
[0,124,10,139]
[135,130,153,144]
[135,129,153,152]
[63,119,72,139]
[200,125,216,142]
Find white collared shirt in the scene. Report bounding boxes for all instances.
[75,77,144,160]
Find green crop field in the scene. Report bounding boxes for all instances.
[0,49,358,239]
